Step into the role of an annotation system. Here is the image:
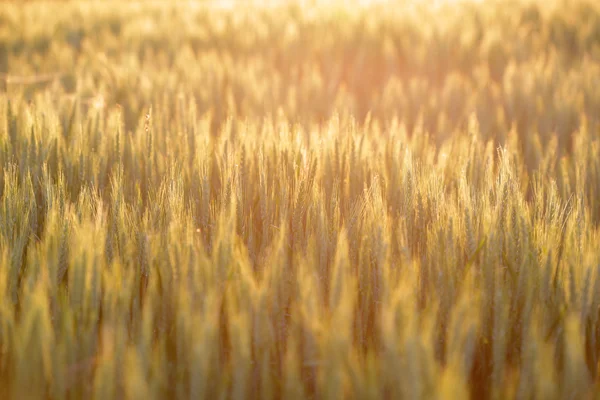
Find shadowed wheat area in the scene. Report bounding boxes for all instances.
[1,0,600,398]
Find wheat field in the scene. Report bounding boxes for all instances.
[1,0,600,398]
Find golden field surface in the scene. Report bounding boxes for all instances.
[1,0,600,398]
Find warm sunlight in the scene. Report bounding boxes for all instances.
[1,0,599,398]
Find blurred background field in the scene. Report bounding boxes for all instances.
[1,0,600,398]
